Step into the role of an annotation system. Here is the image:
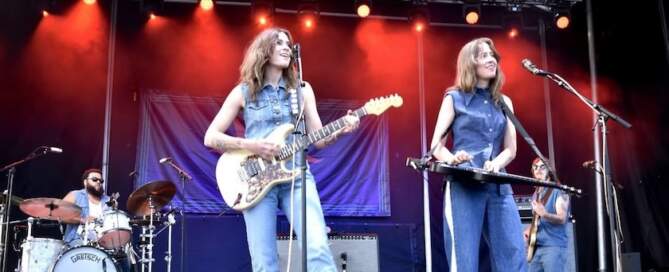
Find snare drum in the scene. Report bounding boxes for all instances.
[19,237,65,272]
[50,246,120,272]
[96,210,132,249]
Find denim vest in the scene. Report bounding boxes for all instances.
[536,190,569,247]
[446,88,512,194]
[241,80,307,170]
[62,189,110,246]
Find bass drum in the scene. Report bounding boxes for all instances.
[51,246,120,272]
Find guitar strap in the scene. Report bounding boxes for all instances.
[498,99,561,185]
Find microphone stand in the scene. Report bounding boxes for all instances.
[540,70,631,272]
[0,146,56,272]
[163,159,191,272]
[292,44,309,272]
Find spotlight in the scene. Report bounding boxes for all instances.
[140,0,164,20]
[200,0,213,11]
[298,2,319,30]
[83,0,95,5]
[252,1,273,26]
[409,1,429,32]
[554,10,571,29]
[463,4,480,25]
[32,0,76,16]
[355,0,371,18]
[502,14,523,38]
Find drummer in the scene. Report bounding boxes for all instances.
[62,168,111,247]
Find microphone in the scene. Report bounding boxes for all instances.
[159,157,172,164]
[521,59,548,76]
[159,157,192,180]
[582,160,596,169]
[40,146,63,154]
[290,43,302,116]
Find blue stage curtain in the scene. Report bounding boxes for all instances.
[134,90,391,216]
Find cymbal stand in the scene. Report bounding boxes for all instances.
[148,211,175,272]
[139,196,157,272]
[163,212,175,272]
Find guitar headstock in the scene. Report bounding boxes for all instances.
[364,94,404,116]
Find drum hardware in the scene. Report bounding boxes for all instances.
[127,180,177,272]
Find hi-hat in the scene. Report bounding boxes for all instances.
[127,180,176,216]
[19,198,82,224]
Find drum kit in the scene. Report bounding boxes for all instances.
[10,180,177,272]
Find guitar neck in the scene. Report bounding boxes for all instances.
[279,107,367,159]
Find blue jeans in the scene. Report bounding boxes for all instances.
[529,246,566,272]
[242,173,336,272]
[443,181,528,272]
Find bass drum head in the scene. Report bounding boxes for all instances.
[51,246,120,272]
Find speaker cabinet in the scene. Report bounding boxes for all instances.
[277,233,379,272]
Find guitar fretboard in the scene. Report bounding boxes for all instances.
[277,107,367,160]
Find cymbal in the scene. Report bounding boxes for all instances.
[0,193,24,206]
[127,180,176,216]
[19,198,82,224]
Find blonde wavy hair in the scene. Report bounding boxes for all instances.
[449,37,504,103]
[239,28,297,100]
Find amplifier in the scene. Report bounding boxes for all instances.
[514,194,534,221]
[277,233,379,272]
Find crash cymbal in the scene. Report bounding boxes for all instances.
[127,180,176,216]
[19,198,82,224]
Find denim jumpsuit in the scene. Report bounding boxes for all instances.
[443,89,527,272]
[240,80,336,272]
[63,189,111,247]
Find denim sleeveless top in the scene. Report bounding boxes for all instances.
[241,79,307,170]
[446,88,513,194]
[447,88,506,168]
[63,189,110,246]
[536,189,569,247]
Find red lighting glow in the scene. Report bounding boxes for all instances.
[414,22,424,32]
[508,28,519,38]
[258,15,268,26]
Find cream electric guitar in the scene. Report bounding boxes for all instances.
[216,94,403,211]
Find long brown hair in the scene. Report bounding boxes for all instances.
[448,37,504,103]
[239,28,297,100]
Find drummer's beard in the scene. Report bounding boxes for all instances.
[86,183,105,198]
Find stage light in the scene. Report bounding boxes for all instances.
[463,4,480,25]
[554,10,571,29]
[502,14,522,38]
[140,0,164,21]
[355,0,371,18]
[409,1,429,33]
[252,1,273,27]
[200,0,213,11]
[83,0,96,5]
[42,10,49,17]
[298,2,319,30]
[508,27,519,38]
